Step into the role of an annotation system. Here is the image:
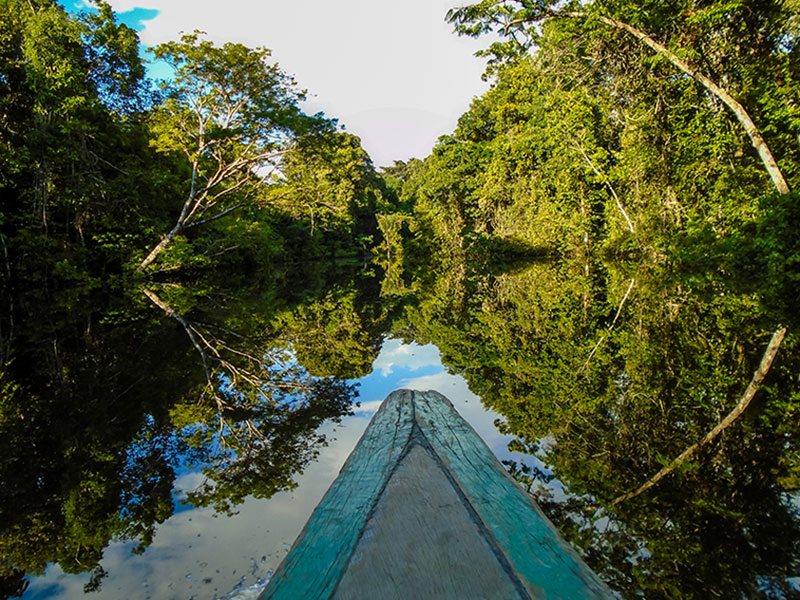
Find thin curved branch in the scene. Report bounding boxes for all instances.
[612,325,787,506]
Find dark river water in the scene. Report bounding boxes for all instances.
[5,255,800,599]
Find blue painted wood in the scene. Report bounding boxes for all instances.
[259,389,615,600]
[414,390,614,599]
[260,390,415,600]
[334,442,530,600]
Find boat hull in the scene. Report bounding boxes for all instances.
[259,389,615,600]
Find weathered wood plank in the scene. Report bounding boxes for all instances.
[414,390,614,599]
[261,390,415,600]
[260,389,615,600]
[333,442,527,600]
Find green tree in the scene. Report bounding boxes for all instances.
[137,32,333,271]
[268,132,382,239]
[398,2,798,257]
[446,0,797,194]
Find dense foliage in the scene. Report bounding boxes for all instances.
[388,0,799,260]
[0,0,386,291]
[0,1,388,595]
[3,0,800,597]
[372,1,800,597]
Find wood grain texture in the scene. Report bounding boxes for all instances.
[259,389,616,600]
[333,442,527,600]
[414,390,615,599]
[260,390,415,600]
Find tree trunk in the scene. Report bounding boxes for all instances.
[557,10,791,195]
[136,167,199,273]
[135,222,183,272]
[611,325,787,505]
[576,145,635,233]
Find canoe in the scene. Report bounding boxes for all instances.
[259,389,615,600]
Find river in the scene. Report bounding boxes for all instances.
[6,254,800,599]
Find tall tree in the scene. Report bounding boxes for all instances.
[268,132,382,237]
[137,32,333,271]
[446,0,796,194]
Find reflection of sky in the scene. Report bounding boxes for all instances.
[25,339,536,600]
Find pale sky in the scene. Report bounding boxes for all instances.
[105,0,491,167]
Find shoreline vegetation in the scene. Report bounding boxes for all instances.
[1,0,799,598]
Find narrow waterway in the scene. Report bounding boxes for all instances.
[9,254,800,600]
[24,339,536,600]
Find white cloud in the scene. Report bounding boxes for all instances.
[371,339,441,376]
[107,0,490,166]
[353,398,384,415]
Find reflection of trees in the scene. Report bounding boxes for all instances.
[272,276,396,380]
[400,255,800,599]
[0,272,360,590]
[177,375,354,513]
[0,286,196,586]
[612,324,786,506]
[144,284,356,512]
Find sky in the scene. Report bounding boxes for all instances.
[81,0,493,168]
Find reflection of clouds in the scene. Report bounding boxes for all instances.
[372,339,441,376]
[173,470,205,497]
[353,399,384,415]
[27,343,544,600]
[26,574,68,599]
[27,419,370,600]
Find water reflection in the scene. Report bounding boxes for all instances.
[7,249,800,599]
[2,265,368,598]
[397,254,800,599]
[23,338,521,600]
